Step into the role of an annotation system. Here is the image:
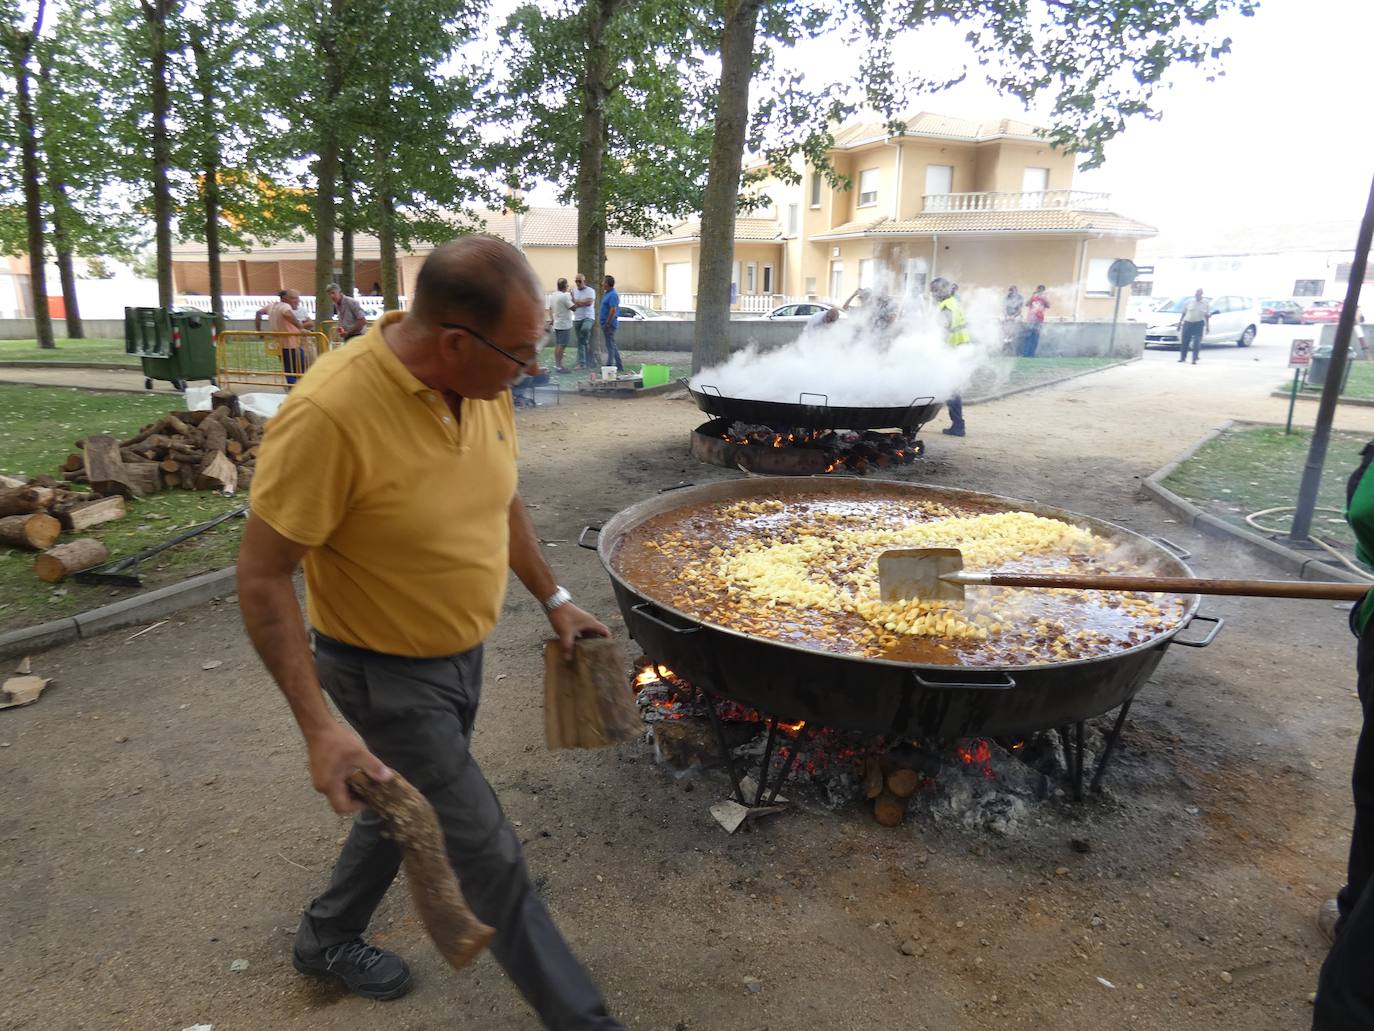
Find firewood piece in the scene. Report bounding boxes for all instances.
[165,414,194,436]
[542,637,637,750]
[226,439,244,458]
[159,458,180,474]
[123,463,163,497]
[201,417,228,456]
[0,474,26,489]
[873,789,909,827]
[236,465,254,491]
[211,391,242,418]
[55,495,125,532]
[82,434,134,498]
[885,768,920,799]
[863,756,885,800]
[176,463,196,490]
[186,410,211,426]
[63,472,89,486]
[162,471,180,488]
[121,447,160,465]
[195,451,237,493]
[169,441,204,460]
[61,453,83,474]
[34,539,109,582]
[0,485,56,516]
[345,769,496,971]
[0,512,61,549]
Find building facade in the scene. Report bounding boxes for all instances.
[652,112,1156,319]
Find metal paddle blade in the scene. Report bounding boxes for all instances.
[878,547,966,603]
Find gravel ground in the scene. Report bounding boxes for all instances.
[3,335,1373,1030]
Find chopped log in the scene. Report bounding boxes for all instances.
[873,789,909,828]
[162,471,180,488]
[159,458,180,474]
[236,465,254,491]
[0,485,56,516]
[61,453,83,474]
[345,769,495,971]
[120,447,160,465]
[863,756,885,800]
[55,495,125,532]
[28,474,63,490]
[186,410,211,426]
[82,434,133,498]
[123,463,163,497]
[34,539,109,582]
[542,637,638,750]
[225,439,244,458]
[63,472,89,486]
[0,474,26,489]
[176,463,196,490]
[165,414,194,435]
[886,768,921,799]
[211,391,242,418]
[201,417,227,456]
[195,451,237,493]
[0,512,61,549]
[168,442,204,460]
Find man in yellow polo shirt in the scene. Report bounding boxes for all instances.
[237,236,624,1030]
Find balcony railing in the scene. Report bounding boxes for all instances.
[921,189,1112,213]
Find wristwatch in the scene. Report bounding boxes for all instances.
[542,585,573,613]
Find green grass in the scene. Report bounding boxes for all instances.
[536,343,689,381]
[1277,361,1374,401]
[0,384,243,631]
[0,337,131,363]
[968,356,1121,399]
[1161,425,1368,553]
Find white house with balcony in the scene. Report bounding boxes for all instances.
[650,111,1156,319]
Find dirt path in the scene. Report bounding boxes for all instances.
[0,340,1363,1030]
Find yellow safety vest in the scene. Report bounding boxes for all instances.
[939,297,971,346]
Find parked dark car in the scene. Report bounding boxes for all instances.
[1261,299,1303,324]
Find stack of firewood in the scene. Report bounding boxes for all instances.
[0,473,124,581]
[60,392,264,498]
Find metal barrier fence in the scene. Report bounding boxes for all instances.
[217,329,332,393]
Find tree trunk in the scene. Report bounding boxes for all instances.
[192,39,226,335]
[142,0,175,308]
[340,160,355,295]
[313,0,345,324]
[378,189,399,311]
[692,0,761,374]
[11,0,53,349]
[52,201,84,338]
[574,0,620,368]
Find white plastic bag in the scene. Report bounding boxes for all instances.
[239,392,288,419]
[182,385,216,411]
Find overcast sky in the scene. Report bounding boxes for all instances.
[520,0,1371,244]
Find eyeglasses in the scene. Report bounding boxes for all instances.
[440,322,537,368]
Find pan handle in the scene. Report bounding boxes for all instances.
[577,525,601,550]
[1150,535,1192,560]
[699,383,723,396]
[799,392,829,407]
[1171,612,1223,648]
[911,670,1017,691]
[630,602,702,636]
[656,481,695,494]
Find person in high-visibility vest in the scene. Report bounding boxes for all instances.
[931,277,970,436]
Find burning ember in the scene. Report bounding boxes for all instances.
[631,660,1106,834]
[690,417,924,476]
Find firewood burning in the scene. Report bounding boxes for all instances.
[690,417,924,476]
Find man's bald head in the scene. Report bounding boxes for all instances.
[410,235,542,332]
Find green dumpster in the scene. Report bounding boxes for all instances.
[125,306,218,391]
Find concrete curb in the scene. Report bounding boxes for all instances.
[967,357,1139,406]
[1269,389,1374,408]
[0,378,180,396]
[0,360,140,371]
[1142,420,1370,583]
[0,566,237,661]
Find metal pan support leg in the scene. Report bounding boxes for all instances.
[1090,699,1134,794]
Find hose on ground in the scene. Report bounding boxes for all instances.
[1245,506,1374,581]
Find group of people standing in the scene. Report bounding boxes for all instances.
[548,273,622,375]
[1002,284,1051,357]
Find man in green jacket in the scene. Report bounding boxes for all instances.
[1313,443,1374,1029]
[931,278,970,437]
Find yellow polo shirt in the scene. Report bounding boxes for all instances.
[250,312,520,657]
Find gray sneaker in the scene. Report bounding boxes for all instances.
[293,937,413,1000]
[1318,898,1341,946]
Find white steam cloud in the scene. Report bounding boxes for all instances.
[690,276,1017,406]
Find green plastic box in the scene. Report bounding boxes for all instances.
[639,363,671,388]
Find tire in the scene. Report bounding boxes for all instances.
[1238,325,1256,347]
[144,377,153,390]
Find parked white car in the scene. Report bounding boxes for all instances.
[618,303,682,321]
[1145,295,1260,348]
[762,301,842,322]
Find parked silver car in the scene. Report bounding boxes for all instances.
[1145,295,1259,348]
[763,301,842,322]
[618,303,682,321]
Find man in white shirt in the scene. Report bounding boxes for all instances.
[1177,288,1210,365]
[570,272,597,369]
[550,278,575,373]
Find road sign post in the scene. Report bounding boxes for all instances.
[1105,259,1138,355]
[1287,339,1314,435]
